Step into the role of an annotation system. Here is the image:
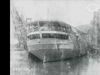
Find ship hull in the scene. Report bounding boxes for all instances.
[27,42,83,62]
[29,48,80,62]
[27,38,87,62]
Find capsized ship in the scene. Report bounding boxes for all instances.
[27,21,88,62]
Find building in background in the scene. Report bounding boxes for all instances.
[91,9,100,48]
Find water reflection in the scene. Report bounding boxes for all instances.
[28,54,90,75]
[11,47,100,75]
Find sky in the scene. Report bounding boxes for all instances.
[10,0,100,44]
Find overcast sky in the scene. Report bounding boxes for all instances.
[10,0,100,44]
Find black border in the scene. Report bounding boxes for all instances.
[1,0,10,75]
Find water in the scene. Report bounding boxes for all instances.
[10,46,100,75]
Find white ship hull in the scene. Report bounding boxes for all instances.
[27,39,84,62]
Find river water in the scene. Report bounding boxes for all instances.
[10,46,100,75]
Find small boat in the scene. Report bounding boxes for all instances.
[27,21,87,62]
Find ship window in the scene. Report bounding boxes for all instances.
[56,34,69,39]
[42,33,69,40]
[42,33,55,38]
[27,34,40,40]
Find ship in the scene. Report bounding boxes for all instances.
[27,21,88,62]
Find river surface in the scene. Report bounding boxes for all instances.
[10,46,100,75]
